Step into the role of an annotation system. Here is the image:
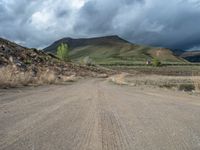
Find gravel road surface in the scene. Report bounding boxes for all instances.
[0,79,200,150]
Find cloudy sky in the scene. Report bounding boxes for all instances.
[0,0,200,50]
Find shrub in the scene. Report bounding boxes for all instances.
[56,43,69,61]
[178,83,195,92]
[37,69,56,84]
[81,56,95,66]
[0,66,33,88]
[152,58,161,67]
[0,66,58,88]
[192,76,200,92]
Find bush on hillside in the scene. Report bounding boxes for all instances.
[152,58,161,67]
[81,56,95,66]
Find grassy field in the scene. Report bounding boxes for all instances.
[109,73,200,93]
[107,64,200,93]
[107,64,200,76]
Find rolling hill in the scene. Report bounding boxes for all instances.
[44,35,186,64]
[174,50,200,62]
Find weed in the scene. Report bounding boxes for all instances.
[152,58,161,67]
[178,83,195,92]
[192,76,200,92]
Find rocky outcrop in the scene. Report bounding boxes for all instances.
[0,38,112,88]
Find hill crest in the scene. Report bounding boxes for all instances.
[45,35,129,51]
[44,35,186,64]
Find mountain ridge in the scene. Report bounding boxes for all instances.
[179,50,200,62]
[44,35,187,64]
[45,35,129,51]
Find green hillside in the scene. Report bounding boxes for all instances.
[44,35,186,65]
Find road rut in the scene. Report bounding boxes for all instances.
[0,79,200,150]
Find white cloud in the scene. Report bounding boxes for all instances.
[31,11,53,30]
[71,0,86,9]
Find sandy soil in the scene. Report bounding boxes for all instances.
[0,79,200,150]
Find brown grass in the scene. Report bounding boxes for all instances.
[0,66,33,88]
[0,66,78,88]
[58,75,77,82]
[37,69,57,84]
[192,76,200,92]
[108,73,128,85]
[110,73,200,93]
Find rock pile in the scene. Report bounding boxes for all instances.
[0,37,111,87]
[0,38,59,69]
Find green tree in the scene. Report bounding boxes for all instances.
[56,43,69,61]
[152,58,161,67]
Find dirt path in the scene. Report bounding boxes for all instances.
[0,79,200,150]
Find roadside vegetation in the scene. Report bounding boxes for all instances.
[109,73,200,93]
[0,66,56,88]
[56,43,69,61]
[0,65,81,88]
[192,76,200,92]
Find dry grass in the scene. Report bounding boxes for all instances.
[108,73,128,85]
[0,66,78,88]
[192,76,200,92]
[37,69,57,84]
[109,73,200,93]
[58,75,77,82]
[0,66,33,88]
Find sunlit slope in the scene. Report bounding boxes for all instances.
[44,35,186,64]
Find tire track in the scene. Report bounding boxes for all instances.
[97,83,134,150]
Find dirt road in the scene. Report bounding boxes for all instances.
[0,79,200,150]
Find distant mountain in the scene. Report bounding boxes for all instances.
[44,35,186,64]
[45,35,129,51]
[173,50,200,62]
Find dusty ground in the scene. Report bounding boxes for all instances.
[0,79,200,150]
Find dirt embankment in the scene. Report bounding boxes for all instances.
[0,38,113,88]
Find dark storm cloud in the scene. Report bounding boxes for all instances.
[0,0,200,50]
[74,0,145,35]
[75,0,200,50]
